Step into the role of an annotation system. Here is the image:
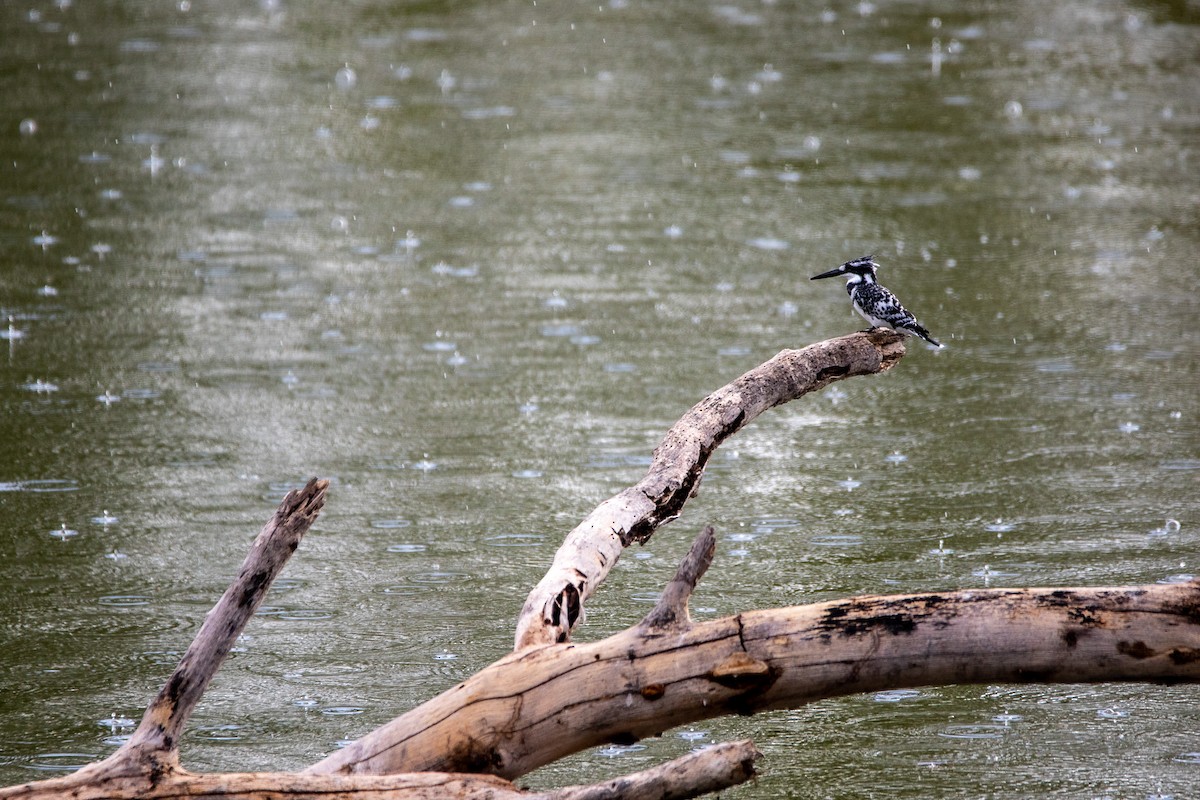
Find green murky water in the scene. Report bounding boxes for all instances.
[1,1,1196,796]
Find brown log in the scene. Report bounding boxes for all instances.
[309,576,1200,780]
[514,329,907,649]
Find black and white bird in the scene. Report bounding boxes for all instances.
[810,255,943,348]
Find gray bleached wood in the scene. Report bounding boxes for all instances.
[514,329,907,649]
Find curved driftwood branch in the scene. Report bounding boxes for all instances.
[514,329,906,649]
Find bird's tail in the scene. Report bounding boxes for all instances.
[909,323,944,349]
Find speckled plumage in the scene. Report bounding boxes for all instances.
[811,255,943,348]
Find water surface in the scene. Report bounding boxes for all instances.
[0,1,1196,797]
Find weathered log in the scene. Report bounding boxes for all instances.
[309,562,1200,779]
[514,329,907,649]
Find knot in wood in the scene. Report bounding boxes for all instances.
[708,652,773,689]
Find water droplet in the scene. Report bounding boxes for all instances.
[386,543,427,553]
[370,518,412,530]
[24,378,58,393]
[873,689,922,702]
[92,511,119,525]
[1096,707,1129,719]
[985,519,1015,533]
[1148,519,1181,537]
[96,714,136,729]
[597,743,647,757]
[98,595,151,606]
[321,706,366,716]
[19,118,37,136]
[49,523,79,541]
[754,64,782,83]
[334,65,357,89]
[747,236,789,251]
[837,477,861,491]
[2,317,25,340]
[1004,100,1023,119]
[663,224,684,239]
[27,753,97,772]
[811,533,864,547]
[512,469,543,479]
[938,724,1007,739]
[1117,421,1139,433]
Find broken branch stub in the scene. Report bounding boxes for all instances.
[514,330,906,649]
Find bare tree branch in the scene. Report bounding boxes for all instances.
[68,479,328,785]
[514,330,907,649]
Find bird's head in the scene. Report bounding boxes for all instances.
[810,255,879,282]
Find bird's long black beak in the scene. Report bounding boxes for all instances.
[810,265,847,280]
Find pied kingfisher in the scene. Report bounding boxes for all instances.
[810,255,943,348]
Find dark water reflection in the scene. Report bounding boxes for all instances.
[1,0,1197,796]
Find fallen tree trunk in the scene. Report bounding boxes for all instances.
[3,331,1197,800]
[306,526,1200,779]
